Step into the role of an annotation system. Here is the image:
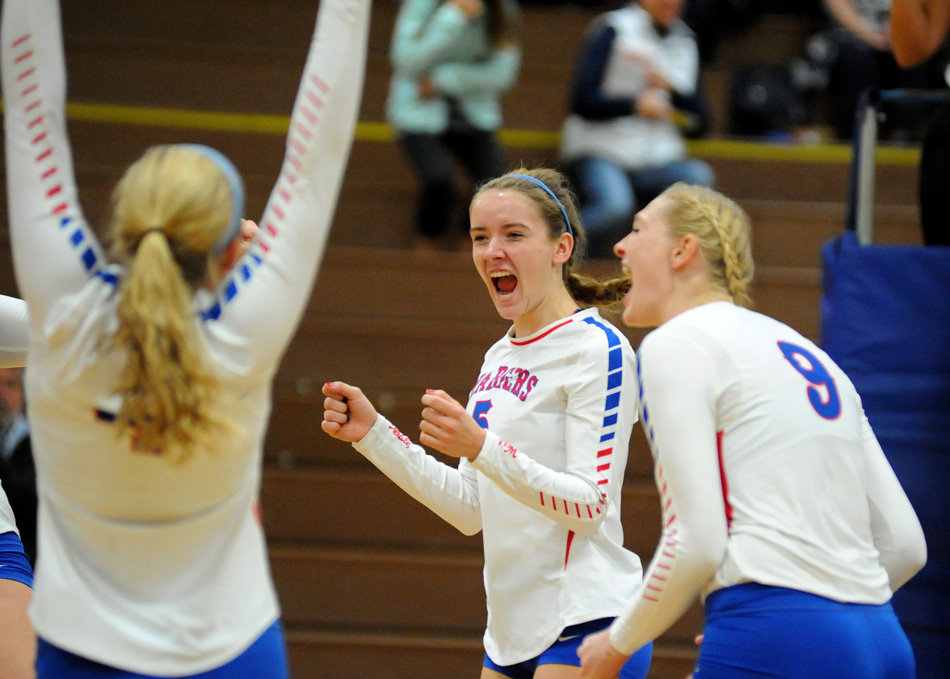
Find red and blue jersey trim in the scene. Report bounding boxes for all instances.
[199,75,330,322]
[11,33,107,283]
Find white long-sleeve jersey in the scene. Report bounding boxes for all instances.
[0,481,19,536]
[1,0,371,673]
[354,307,644,665]
[0,295,28,368]
[609,302,927,655]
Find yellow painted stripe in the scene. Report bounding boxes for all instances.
[685,138,920,165]
[1,99,922,166]
[65,102,291,134]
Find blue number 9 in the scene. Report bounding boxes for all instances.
[473,400,492,430]
[777,341,841,420]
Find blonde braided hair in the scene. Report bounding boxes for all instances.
[661,183,754,307]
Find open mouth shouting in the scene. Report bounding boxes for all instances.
[491,271,518,297]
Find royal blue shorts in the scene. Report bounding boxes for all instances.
[36,619,289,679]
[0,531,33,587]
[484,617,653,679]
[695,583,915,679]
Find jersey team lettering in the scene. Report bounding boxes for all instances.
[470,365,539,402]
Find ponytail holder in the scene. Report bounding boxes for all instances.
[179,144,245,255]
[509,173,573,237]
[135,227,165,251]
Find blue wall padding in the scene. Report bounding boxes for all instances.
[822,231,950,678]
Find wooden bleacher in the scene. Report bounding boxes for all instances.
[0,2,923,678]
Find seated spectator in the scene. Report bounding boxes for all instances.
[559,0,714,258]
[387,0,521,251]
[0,368,35,566]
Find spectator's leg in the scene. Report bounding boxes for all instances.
[828,37,879,140]
[445,128,507,239]
[572,156,636,258]
[920,106,950,246]
[448,128,507,186]
[398,132,456,241]
[886,50,948,141]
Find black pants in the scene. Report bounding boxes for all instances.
[921,105,950,246]
[829,34,941,140]
[399,128,506,238]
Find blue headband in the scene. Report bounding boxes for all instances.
[180,144,245,255]
[509,173,573,237]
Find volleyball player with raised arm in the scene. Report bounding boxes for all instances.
[324,168,653,679]
[1,0,371,675]
[577,183,927,679]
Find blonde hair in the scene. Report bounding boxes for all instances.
[474,167,630,308]
[108,145,235,462]
[660,182,754,307]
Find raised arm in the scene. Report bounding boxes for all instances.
[202,0,372,375]
[2,0,103,328]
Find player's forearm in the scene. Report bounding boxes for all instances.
[469,430,608,536]
[354,415,483,535]
[610,524,723,655]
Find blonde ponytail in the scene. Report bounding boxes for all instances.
[109,146,237,462]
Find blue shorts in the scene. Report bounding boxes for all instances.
[36,619,288,679]
[484,617,653,679]
[0,531,34,588]
[695,583,915,679]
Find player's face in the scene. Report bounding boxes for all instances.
[614,196,679,327]
[470,189,572,328]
